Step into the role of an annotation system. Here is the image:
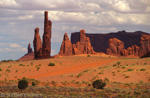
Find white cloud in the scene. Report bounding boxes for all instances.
[0,48,27,52]
[10,43,22,48]
[0,0,19,8]
[18,15,33,20]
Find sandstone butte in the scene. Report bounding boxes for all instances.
[106,34,150,57]
[59,29,95,56]
[33,11,52,59]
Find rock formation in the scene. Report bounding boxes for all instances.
[59,33,73,55]
[127,45,139,56]
[59,29,95,55]
[72,29,95,55]
[42,11,52,58]
[33,11,52,59]
[139,34,150,57]
[107,38,140,56]
[33,27,42,59]
[28,43,32,54]
[106,38,124,56]
[71,30,148,53]
[18,43,34,61]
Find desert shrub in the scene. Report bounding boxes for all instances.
[87,55,90,57]
[117,62,121,65]
[104,78,110,83]
[113,64,117,67]
[31,62,33,66]
[36,66,40,71]
[0,68,2,71]
[19,64,25,66]
[92,79,106,89]
[6,69,11,73]
[48,62,55,66]
[127,69,134,71]
[51,80,56,85]
[32,82,36,86]
[144,63,147,65]
[140,68,146,71]
[134,91,141,95]
[125,76,130,78]
[77,73,83,78]
[1,59,13,62]
[18,79,28,90]
[122,66,125,69]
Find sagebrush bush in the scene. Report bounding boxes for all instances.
[18,79,28,90]
[140,68,146,71]
[32,82,36,86]
[48,62,55,66]
[87,55,90,57]
[92,79,106,89]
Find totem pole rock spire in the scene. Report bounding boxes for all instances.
[42,11,52,58]
[27,43,32,54]
[33,27,42,59]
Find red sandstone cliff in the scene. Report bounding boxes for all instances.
[139,34,150,57]
[106,38,124,56]
[71,30,148,53]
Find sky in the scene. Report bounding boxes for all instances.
[0,0,150,60]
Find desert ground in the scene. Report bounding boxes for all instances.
[0,53,150,97]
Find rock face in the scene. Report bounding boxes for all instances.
[139,34,150,57]
[71,30,148,53]
[33,11,52,59]
[59,29,95,55]
[107,38,140,56]
[127,45,139,56]
[42,11,52,58]
[59,33,73,55]
[106,38,124,56]
[33,27,42,59]
[28,43,32,54]
[72,30,95,55]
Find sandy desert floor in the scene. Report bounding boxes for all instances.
[0,54,150,97]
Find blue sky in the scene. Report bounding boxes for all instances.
[0,0,150,60]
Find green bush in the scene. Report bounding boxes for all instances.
[117,62,121,65]
[127,69,134,71]
[18,79,28,90]
[87,55,90,57]
[6,69,11,73]
[19,64,25,66]
[140,68,146,71]
[92,79,106,89]
[125,76,130,78]
[32,82,36,86]
[0,68,2,71]
[48,62,55,66]
[113,64,117,67]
